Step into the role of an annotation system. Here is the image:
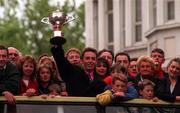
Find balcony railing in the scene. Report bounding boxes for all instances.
[0,96,180,113]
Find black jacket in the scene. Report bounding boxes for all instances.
[51,45,106,97]
[156,75,180,102]
[0,61,20,95]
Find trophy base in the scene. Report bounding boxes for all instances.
[50,36,66,45]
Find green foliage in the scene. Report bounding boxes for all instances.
[62,1,85,52]
[0,0,85,58]
[21,0,53,57]
[0,0,28,54]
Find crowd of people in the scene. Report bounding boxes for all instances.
[1,42,180,112]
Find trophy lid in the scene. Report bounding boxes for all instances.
[51,1,67,18]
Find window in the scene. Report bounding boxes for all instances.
[167,0,175,20]
[108,14,113,42]
[152,0,157,26]
[106,0,114,50]
[93,0,98,48]
[135,0,142,22]
[134,0,142,42]
[135,25,142,42]
[121,0,125,47]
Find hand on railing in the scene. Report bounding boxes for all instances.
[152,97,159,102]
[23,88,36,97]
[2,91,16,104]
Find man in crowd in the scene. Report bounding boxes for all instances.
[0,45,20,112]
[150,48,167,78]
[128,58,138,77]
[8,47,21,65]
[97,49,114,68]
[51,44,106,97]
[114,52,130,75]
[65,48,82,66]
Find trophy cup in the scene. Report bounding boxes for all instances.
[41,3,75,45]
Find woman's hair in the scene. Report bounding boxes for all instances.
[38,53,49,62]
[137,56,155,70]
[18,55,37,80]
[138,79,155,90]
[38,56,60,81]
[37,64,54,84]
[167,57,180,69]
[95,57,110,77]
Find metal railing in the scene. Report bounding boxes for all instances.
[0,96,180,113]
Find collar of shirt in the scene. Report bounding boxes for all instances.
[155,69,164,78]
[85,71,94,81]
[0,65,6,70]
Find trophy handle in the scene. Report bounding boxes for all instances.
[41,17,50,24]
[63,15,75,25]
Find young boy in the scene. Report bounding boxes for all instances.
[138,79,158,101]
[136,79,173,113]
[96,74,134,106]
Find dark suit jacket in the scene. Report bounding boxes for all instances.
[133,73,159,91]
[51,45,106,97]
[0,61,20,95]
[156,75,180,102]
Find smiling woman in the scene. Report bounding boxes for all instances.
[18,55,39,96]
[95,57,110,79]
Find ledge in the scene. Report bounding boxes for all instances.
[145,23,180,38]
[0,96,180,108]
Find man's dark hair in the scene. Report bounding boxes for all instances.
[0,45,8,55]
[114,52,130,63]
[130,58,138,62]
[81,47,97,59]
[97,49,114,61]
[151,48,164,57]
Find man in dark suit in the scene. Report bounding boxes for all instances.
[51,44,106,97]
[0,45,20,113]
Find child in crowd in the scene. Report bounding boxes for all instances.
[133,79,173,113]
[138,79,158,101]
[38,64,55,94]
[38,55,61,82]
[37,64,68,99]
[48,83,62,98]
[41,83,67,99]
[96,74,136,106]
[104,63,126,85]
[104,64,138,99]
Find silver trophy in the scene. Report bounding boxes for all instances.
[41,3,75,45]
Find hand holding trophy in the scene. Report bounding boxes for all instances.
[41,2,75,45]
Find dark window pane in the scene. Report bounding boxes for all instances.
[135,0,142,22]
[108,14,113,42]
[167,1,175,20]
[107,0,113,10]
[135,25,142,42]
